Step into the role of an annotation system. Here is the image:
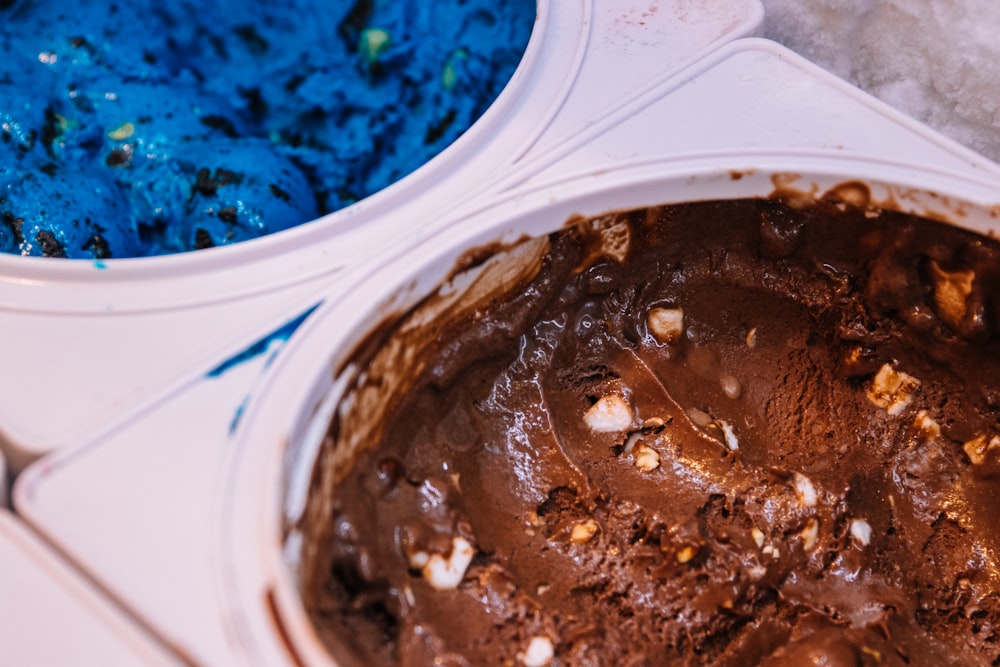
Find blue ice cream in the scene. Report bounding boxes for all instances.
[0,0,535,258]
[0,170,138,258]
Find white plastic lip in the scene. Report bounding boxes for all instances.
[0,0,552,308]
[219,153,1000,666]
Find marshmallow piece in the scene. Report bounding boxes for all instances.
[648,307,684,343]
[584,394,633,432]
[422,536,475,590]
[849,518,872,547]
[867,363,920,416]
[963,433,1000,466]
[521,636,554,667]
[793,472,818,508]
[717,420,740,451]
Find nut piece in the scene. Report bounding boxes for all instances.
[963,433,1000,466]
[686,407,714,428]
[584,394,633,432]
[422,536,475,590]
[913,410,941,439]
[633,444,661,472]
[623,431,644,455]
[648,307,684,343]
[849,518,872,547]
[676,545,699,564]
[108,121,135,140]
[751,528,765,549]
[929,259,974,331]
[861,646,882,662]
[800,518,819,551]
[520,636,555,667]
[570,519,598,544]
[793,472,818,508]
[720,374,742,400]
[717,420,740,451]
[745,327,758,349]
[866,363,921,416]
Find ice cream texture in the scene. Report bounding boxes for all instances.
[0,0,533,258]
[301,194,1000,665]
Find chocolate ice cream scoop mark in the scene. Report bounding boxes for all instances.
[583,394,633,432]
[620,348,746,470]
[866,363,921,415]
[647,306,684,344]
[482,368,591,504]
[963,433,1000,466]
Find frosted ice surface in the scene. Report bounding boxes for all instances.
[762,0,1000,164]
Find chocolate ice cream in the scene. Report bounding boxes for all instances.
[299,190,1000,666]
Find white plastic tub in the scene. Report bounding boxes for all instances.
[218,153,1000,665]
[0,509,179,665]
[16,35,1000,666]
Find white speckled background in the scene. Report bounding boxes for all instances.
[763,0,1000,162]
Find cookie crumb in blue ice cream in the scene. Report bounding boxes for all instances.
[0,0,535,258]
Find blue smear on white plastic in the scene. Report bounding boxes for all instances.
[205,302,320,435]
[207,303,318,378]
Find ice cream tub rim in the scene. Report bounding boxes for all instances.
[216,153,1000,666]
